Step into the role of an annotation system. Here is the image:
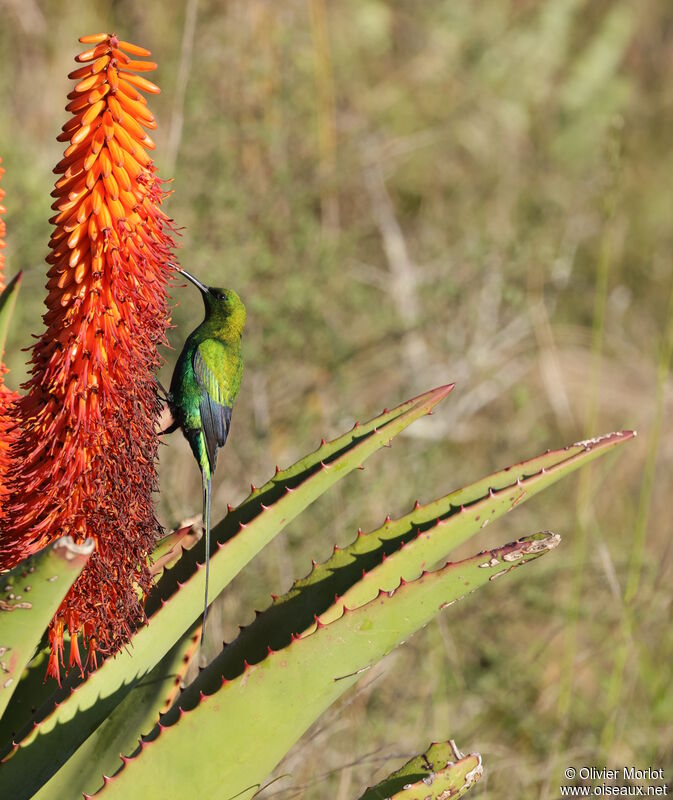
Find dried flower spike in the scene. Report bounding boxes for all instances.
[0,36,177,681]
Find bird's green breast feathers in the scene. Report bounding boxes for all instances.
[171,326,243,433]
[195,336,243,404]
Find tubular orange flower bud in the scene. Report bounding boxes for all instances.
[0,36,177,681]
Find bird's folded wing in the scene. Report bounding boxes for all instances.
[193,342,233,473]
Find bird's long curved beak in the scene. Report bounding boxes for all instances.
[167,263,210,295]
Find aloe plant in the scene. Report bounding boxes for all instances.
[0,336,634,798]
[0,214,636,799]
[0,536,93,720]
[357,740,483,800]
[93,531,560,800]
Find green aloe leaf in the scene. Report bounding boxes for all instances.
[0,647,51,750]
[187,430,634,682]
[0,537,93,723]
[357,740,483,800]
[150,524,200,581]
[146,384,453,618]
[34,623,201,800]
[0,385,452,799]
[93,532,559,799]
[0,270,21,360]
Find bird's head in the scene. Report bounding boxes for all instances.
[170,265,246,334]
[203,286,246,332]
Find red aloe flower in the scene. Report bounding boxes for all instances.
[0,35,176,680]
[0,156,20,520]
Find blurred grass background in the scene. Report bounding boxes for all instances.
[1,0,672,797]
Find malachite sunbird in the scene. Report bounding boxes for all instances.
[165,264,246,639]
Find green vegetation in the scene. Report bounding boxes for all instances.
[0,536,93,719]
[0,1,668,796]
[0,337,631,797]
[0,371,632,797]
[358,740,483,800]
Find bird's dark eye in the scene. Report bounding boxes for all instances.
[217,292,226,301]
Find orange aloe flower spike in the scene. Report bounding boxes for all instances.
[0,36,178,682]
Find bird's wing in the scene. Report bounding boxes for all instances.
[193,341,233,474]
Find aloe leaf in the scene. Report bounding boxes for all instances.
[146,384,454,617]
[0,270,21,360]
[150,524,200,580]
[0,385,451,799]
[0,647,52,749]
[152,384,454,578]
[148,385,432,575]
[34,623,201,800]
[0,537,93,722]
[357,741,483,800]
[93,532,559,799]
[147,384,451,575]
[191,430,634,679]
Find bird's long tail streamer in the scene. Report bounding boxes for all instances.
[201,471,212,644]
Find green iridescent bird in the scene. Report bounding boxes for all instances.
[166,264,246,639]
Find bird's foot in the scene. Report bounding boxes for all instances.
[157,405,179,435]
[154,375,172,404]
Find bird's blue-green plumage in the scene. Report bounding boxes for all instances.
[168,271,245,640]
